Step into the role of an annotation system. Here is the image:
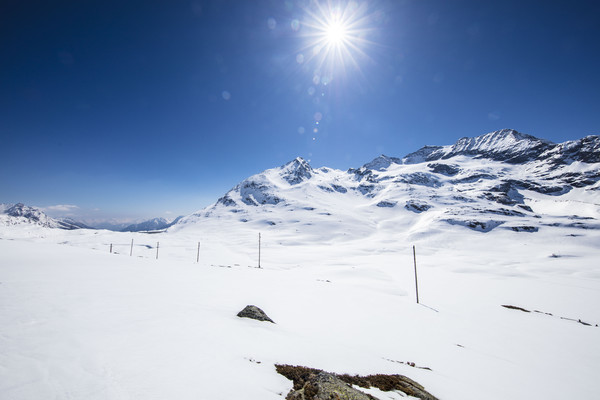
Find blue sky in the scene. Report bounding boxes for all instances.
[2,0,599,221]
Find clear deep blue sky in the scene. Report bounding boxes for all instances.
[2,0,599,220]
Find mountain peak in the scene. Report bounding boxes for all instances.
[403,129,555,164]
[280,157,313,185]
[480,128,526,140]
[454,129,551,150]
[449,129,554,163]
[363,155,402,171]
[462,128,524,145]
[283,156,311,169]
[1,202,82,229]
[6,203,42,219]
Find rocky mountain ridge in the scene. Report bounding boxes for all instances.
[174,129,599,236]
[0,203,83,230]
[402,128,599,165]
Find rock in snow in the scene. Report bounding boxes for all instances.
[286,371,373,400]
[276,364,439,400]
[237,305,275,323]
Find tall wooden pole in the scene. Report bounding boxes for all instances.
[130,239,134,257]
[110,243,112,253]
[413,245,419,304]
[156,242,159,259]
[196,242,200,263]
[258,232,261,268]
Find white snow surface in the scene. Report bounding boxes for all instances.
[1,214,599,400]
[2,131,600,399]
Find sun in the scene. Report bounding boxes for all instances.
[324,20,348,46]
[298,1,373,77]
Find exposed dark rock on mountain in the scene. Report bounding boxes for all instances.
[282,157,313,185]
[540,135,600,165]
[240,181,283,206]
[405,201,432,213]
[376,200,397,208]
[445,219,505,232]
[427,163,460,176]
[395,173,442,187]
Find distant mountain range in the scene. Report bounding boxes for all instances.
[0,203,181,232]
[173,129,599,236]
[121,217,183,232]
[4,129,599,235]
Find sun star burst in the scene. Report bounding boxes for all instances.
[299,1,373,78]
[325,20,347,45]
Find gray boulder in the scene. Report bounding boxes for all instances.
[237,305,274,323]
[287,371,373,400]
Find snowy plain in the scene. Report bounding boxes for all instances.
[1,211,599,400]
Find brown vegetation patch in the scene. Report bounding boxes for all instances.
[275,364,439,400]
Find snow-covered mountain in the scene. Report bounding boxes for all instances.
[401,129,555,164]
[402,128,599,165]
[121,216,183,232]
[57,217,94,230]
[80,220,134,231]
[0,203,85,230]
[173,129,600,236]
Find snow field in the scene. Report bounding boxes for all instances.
[1,220,599,400]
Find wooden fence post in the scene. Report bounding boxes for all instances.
[258,232,261,268]
[130,239,133,257]
[413,245,419,304]
[197,242,200,263]
[156,242,159,259]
